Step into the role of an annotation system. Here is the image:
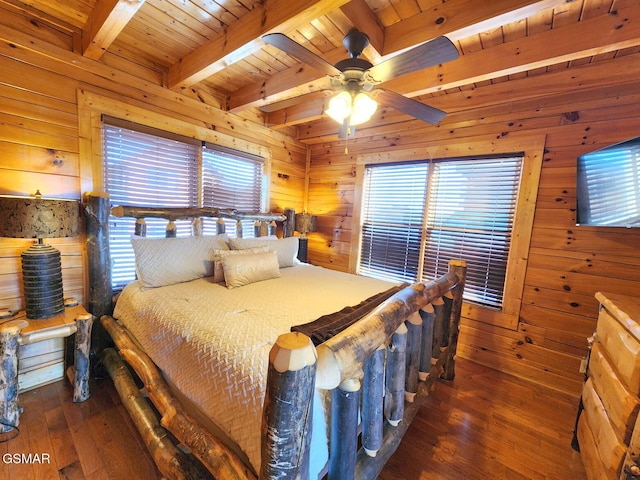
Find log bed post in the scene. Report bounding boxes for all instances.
[84,193,114,351]
[0,321,22,433]
[385,324,407,426]
[362,345,385,457]
[329,378,361,480]
[404,311,423,402]
[443,259,467,381]
[260,332,317,480]
[192,218,203,236]
[419,304,435,381]
[283,208,295,238]
[166,220,177,237]
[431,297,446,358]
[73,312,94,402]
[135,218,146,237]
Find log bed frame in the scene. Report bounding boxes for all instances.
[83,193,467,480]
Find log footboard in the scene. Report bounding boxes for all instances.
[263,259,467,480]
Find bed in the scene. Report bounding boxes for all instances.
[83,193,467,480]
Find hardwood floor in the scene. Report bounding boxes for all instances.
[0,359,586,479]
[380,360,586,480]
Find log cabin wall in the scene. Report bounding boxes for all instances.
[0,3,307,314]
[304,57,640,397]
[1,0,639,401]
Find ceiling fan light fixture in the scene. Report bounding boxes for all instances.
[326,91,377,126]
[326,91,352,123]
[351,92,377,125]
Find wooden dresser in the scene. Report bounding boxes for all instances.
[577,292,640,480]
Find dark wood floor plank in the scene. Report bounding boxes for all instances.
[56,381,107,478]
[380,360,586,480]
[1,359,586,479]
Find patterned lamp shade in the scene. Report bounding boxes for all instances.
[294,213,317,236]
[0,195,79,239]
[0,193,80,319]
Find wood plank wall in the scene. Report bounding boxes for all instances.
[0,4,307,313]
[305,52,640,396]
[1,1,639,398]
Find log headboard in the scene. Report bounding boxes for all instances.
[83,193,294,342]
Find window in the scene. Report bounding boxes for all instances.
[358,155,523,309]
[577,136,640,227]
[103,120,264,288]
[359,162,429,283]
[202,144,265,234]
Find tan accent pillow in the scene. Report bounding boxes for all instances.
[212,246,269,283]
[229,236,299,268]
[131,234,229,288]
[222,251,280,289]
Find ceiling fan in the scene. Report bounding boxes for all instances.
[262,29,459,137]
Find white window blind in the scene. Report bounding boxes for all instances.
[577,140,640,226]
[422,157,522,308]
[103,122,199,288]
[103,121,264,288]
[359,162,429,282]
[202,144,264,235]
[358,156,522,308]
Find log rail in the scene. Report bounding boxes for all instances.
[83,194,467,480]
[262,259,467,480]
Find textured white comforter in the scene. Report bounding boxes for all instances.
[113,264,393,474]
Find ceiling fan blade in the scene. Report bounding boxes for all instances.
[376,90,447,124]
[263,33,342,77]
[368,36,458,84]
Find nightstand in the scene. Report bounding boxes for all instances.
[0,303,93,433]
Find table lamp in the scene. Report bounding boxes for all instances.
[0,191,80,319]
[294,212,317,263]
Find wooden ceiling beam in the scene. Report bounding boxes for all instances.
[226,0,566,113]
[340,0,384,55]
[268,4,640,130]
[383,0,571,53]
[381,3,640,97]
[167,0,351,90]
[82,0,145,60]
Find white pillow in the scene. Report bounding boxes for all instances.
[131,234,229,288]
[229,236,299,268]
[222,251,280,289]
[212,246,270,283]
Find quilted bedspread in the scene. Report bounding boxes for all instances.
[113,264,393,474]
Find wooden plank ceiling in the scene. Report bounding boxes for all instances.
[15,0,640,142]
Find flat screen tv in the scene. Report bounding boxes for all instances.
[576,136,640,227]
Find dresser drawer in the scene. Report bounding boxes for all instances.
[581,377,626,479]
[596,307,640,394]
[589,342,640,444]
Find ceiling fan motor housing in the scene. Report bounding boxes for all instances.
[343,29,370,58]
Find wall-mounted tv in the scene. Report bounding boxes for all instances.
[576,136,640,227]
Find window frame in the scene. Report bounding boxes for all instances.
[78,91,272,198]
[78,90,273,289]
[352,135,544,329]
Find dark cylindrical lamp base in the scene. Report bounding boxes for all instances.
[21,243,65,319]
[297,237,309,263]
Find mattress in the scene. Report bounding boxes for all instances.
[113,263,394,475]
